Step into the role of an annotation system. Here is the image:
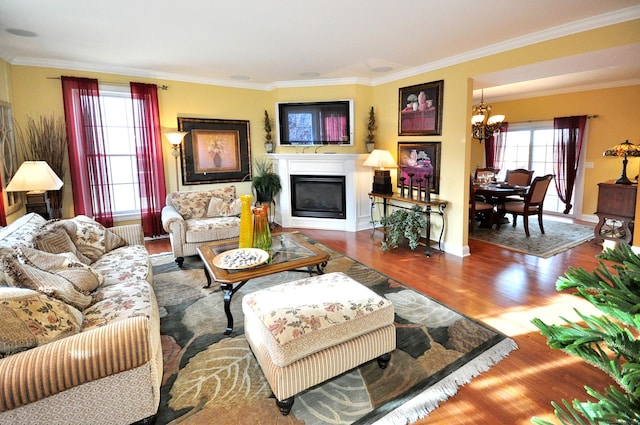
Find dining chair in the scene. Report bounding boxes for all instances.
[505,169,534,186]
[469,175,494,232]
[474,167,500,183]
[503,168,535,203]
[503,174,554,237]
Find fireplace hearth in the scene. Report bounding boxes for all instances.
[291,175,346,219]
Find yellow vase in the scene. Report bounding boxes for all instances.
[252,204,272,251]
[238,194,254,248]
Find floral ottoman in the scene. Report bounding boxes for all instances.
[242,272,396,415]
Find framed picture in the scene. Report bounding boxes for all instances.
[178,117,251,185]
[397,141,441,195]
[398,80,444,136]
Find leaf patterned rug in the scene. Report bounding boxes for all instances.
[152,234,517,424]
[469,219,594,258]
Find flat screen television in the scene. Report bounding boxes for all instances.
[276,100,354,146]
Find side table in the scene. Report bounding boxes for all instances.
[594,181,637,244]
[369,192,447,257]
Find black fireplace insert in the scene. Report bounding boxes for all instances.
[290,175,346,219]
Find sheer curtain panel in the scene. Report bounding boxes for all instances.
[553,115,587,214]
[61,76,114,227]
[130,82,167,237]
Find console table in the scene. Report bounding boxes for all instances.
[594,181,637,244]
[369,192,448,257]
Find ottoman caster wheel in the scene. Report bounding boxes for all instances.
[276,397,294,416]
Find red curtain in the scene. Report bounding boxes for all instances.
[553,115,587,214]
[0,177,6,227]
[323,114,347,143]
[485,122,508,169]
[130,82,167,237]
[61,76,114,227]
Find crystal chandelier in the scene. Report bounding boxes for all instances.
[471,90,505,142]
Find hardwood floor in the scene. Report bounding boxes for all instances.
[146,225,612,424]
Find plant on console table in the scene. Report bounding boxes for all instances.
[379,205,426,251]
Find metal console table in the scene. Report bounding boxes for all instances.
[369,192,448,257]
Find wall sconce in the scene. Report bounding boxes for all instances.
[471,90,505,142]
[603,140,640,184]
[164,131,188,191]
[363,149,398,194]
[5,161,63,219]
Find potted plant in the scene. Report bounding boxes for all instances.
[366,106,376,153]
[251,156,281,203]
[263,110,274,153]
[379,205,426,251]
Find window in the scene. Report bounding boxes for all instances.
[501,122,569,215]
[99,87,140,220]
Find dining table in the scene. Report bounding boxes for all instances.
[473,182,528,228]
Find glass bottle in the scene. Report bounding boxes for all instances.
[252,204,272,251]
[238,194,253,248]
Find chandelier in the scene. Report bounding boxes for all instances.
[471,90,505,142]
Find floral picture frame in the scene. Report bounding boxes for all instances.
[397,141,441,195]
[398,80,444,136]
[178,117,251,185]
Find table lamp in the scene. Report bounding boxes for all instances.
[5,161,63,218]
[603,140,640,184]
[363,149,398,194]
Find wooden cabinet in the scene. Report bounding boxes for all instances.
[594,181,637,244]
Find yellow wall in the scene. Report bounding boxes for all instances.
[5,19,640,253]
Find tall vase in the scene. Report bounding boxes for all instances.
[252,204,272,251]
[238,194,253,248]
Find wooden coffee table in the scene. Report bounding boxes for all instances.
[197,232,330,334]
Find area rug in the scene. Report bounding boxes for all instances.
[469,219,594,258]
[152,234,517,424]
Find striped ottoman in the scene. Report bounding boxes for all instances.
[242,271,396,415]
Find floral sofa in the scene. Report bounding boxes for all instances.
[161,186,242,267]
[0,213,161,425]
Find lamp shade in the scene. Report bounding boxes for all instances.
[165,131,188,146]
[363,149,398,169]
[5,161,63,193]
[602,140,640,158]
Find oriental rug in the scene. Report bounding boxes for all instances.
[152,234,517,424]
[469,219,594,258]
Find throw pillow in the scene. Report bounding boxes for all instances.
[16,246,104,294]
[1,254,93,310]
[51,215,126,263]
[169,191,212,219]
[207,197,242,217]
[0,287,83,357]
[0,212,47,250]
[32,225,92,265]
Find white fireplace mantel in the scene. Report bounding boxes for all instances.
[269,153,372,231]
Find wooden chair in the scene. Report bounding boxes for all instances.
[474,167,500,183]
[503,174,554,237]
[503,169,535,203]
[469,175,494,232]
[505,169,534,186]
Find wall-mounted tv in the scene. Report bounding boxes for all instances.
[276,100,354,146]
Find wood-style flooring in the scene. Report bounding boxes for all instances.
[145,223,612,424]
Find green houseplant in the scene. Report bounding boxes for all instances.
[531,243,640,425]
[263,110,274,153]
[379,205,426,251]
[251,156,281,203]
[366,106,376,153]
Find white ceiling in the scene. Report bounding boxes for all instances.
[1,0,639,101]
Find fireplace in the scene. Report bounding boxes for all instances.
[291,175,346,219]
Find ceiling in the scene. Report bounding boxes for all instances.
[1,0,639,101]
